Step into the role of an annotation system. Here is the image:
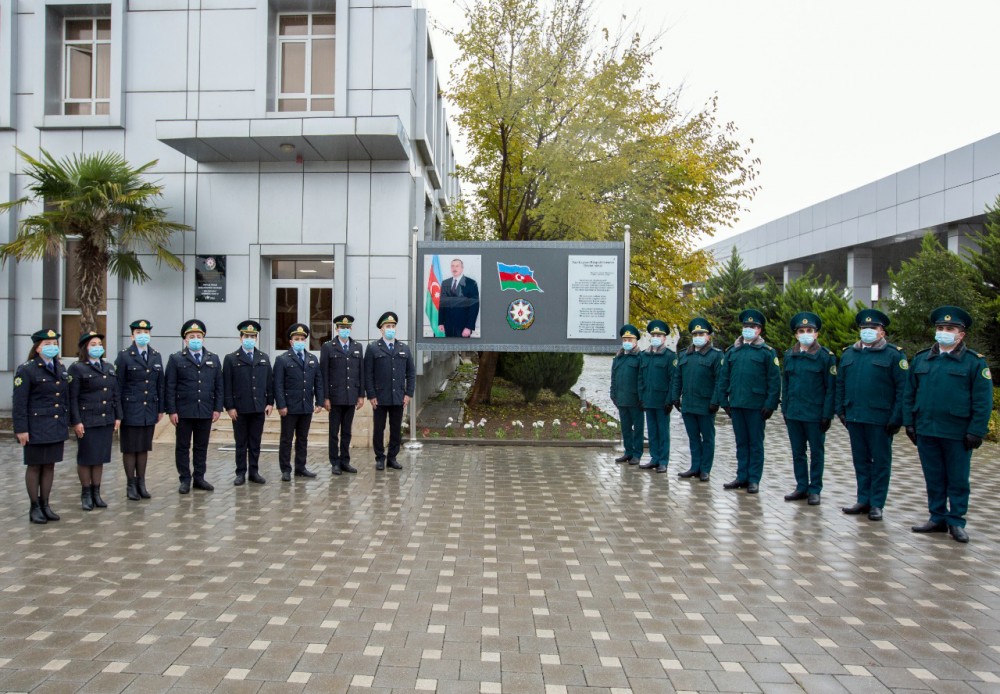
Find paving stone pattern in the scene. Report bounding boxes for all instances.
[1,416,999,693]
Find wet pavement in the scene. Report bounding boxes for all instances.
[1,418,999,693]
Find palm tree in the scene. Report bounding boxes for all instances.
[0,148,190,333]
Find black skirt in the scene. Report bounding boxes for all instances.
[76,425,114,466]
[23,441,64,465]
[119,424,155,453]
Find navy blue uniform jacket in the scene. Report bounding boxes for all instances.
[321,338,365,406]
[165,349,225,419]
[364,340,415,405]
[273,350,325,414]
[69,360,123,427]
[12,356,70,443]
[223,348,274,413]
[114,346,165,426]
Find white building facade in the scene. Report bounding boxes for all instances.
[0,0,459,410]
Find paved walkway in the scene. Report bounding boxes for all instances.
[1,418,999,693]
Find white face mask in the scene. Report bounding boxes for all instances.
[741,327,757,341]
[797,333,815,346]
[649,336,663,348]
[935,330,957,346]
[859,328,879,344]
[692,335,708,347]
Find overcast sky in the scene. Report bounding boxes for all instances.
[420,0,1000,244]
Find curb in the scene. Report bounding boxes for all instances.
[410,438,618,448]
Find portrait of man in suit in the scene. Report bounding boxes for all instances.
[437,258,480,338]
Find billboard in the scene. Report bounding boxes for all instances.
[416,241,626,352]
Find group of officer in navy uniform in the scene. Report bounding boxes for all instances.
[12,311,415,523]
[611,304,993,542]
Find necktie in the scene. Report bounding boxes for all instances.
[46,361,56,376]
[342,342,348,353]
[299,352,305,366]
[452,279,458,291]
[388,342,394,352]
[142,350,148,363]
[195,352,201,366]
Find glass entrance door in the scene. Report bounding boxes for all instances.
[270,259,334,354]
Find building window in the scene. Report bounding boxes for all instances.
[276,12,335,112]
[61,239,107,357]
[62,17,111,115]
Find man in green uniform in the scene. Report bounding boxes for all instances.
[836,308,907,522]
[671,317,723,481]
[718,309,781,494]
[637,320,677,473]
[611,324,644,465]
[781,312,836,505]
[904,306,993,543]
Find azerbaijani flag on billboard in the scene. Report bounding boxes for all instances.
[425,255,445,337]
[497,262,543,292]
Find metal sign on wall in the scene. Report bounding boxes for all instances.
[195,255,226,302]
[416,241,626,352]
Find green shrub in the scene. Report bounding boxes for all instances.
[499,352,584,403]
[988,410,1000,443]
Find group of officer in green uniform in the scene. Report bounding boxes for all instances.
[12,311,415,523]
[612,304,993,542]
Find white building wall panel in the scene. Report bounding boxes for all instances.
[125,11,189,92]
[303,173,348,244]
[258,173,304,244]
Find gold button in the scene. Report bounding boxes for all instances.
[54,415,59,419]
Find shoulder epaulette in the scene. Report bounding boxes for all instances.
[887,343,904,352]
[915,347,932,357]
[825,348,835,356]
[711,346,722,352]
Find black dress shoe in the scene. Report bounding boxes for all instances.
[784,490,808,501]
[911,519,947,533]
[387,460,403,470]
[39,498,59,521]
[340,463,357,473]
[331,465,342,476]
[178,480,191,494]
[627,458,641,465]
[638,461,657,470]
[234,475,246,486]
[614,454,632,463]
[281,471,291,482]
[135,477,151,499]
[841,502,870,515]
[678,469,698,478]
[807,494,821,506]
[723,479,748,490]
[91,485,107,508]
[868,507,883,521]
[699,472,710,482]
[949,525,969,543]
[375,460,385,471]
[248,472,266,484]
[29,501,47,524]
[193,478,215,492]
[655,464,668,473]
[746,483,759,494]
[126,480,141,501]
[295,468,317,478]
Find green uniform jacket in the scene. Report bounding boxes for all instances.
[717,340,781,411]
[835,342,907,426]
[781,343,837,422]
[670,344,723,416]
[902,343,993,440]
[638,347,677,409]
[610,350,642,408]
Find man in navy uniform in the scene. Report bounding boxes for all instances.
[671,317,723,482]
[364,311,415,470]
[781,312,837,506]
[718,309,781,494]
[223,320,273,486]
[904,306,993,543]
[322,314,365,476]
[836,308,907,522]
[165,319,224,494]
[273,323,324,481]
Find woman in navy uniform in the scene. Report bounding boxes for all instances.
[835,309,907,522]
[12,328,69,524]
[115,319,164,500]
[364,312,415,471]
[637,319,677,473]
[671,317,723,481]
[165,319,224,494]
[321,314,365,476]
[273,323,324,481]
[718,309,781,494]
[223,320,273,486]
[780,312,836,506]
[69,331,122,510]
[904,306,994,543]
[610,324,644,466]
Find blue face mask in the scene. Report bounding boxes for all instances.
[621,341,634,351]
[797,333,815,346]
[187,338,203,351]
[935,330,957,346]
[649,336,663,348]
[242,338,256,351]
[134,333,151,347]
[292,340,307,353]
[338,328,351,340]
[742,327,757,341]
[692,335,708,347]
[41,344,60,359]
[88,346,105,359]
[859,328,879,344]
[384,328,396,340]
